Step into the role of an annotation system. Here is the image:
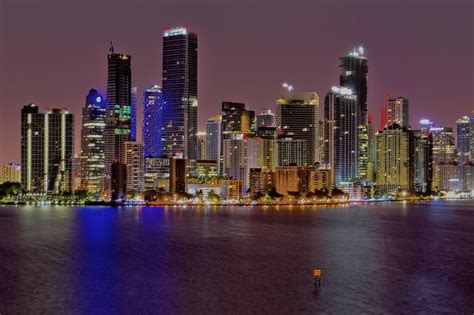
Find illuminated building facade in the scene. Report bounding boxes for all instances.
[21,104,74,194]
[430,126,457,188]
[143,84,163,158]
[276,137,306,167]
[219,179,243,201]
[123,142,145,193]
[222,137,261,192]
[104,50,132,174]
[308,168,331,192]
[387,97,409,129]
[339,46,369,181]
[221,102,252,138]
[144,157,170,191]
[131,87,137,141]
[162,27,198,160]
[274,166,312,195]
[324,87,358,186]
[376,124,414,193]
[413,130,433,194]
[277,92,320,166]
[249,168,274,196]
[456,116,471,163]
[195,160,219,178]
[205,115,221,162]
[256,109,276,128]
[197,131,207,160]
[80,89,106,195]
[1,163,21,184]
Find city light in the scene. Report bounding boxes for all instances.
[282,82,294,92]
[164,27,188,37]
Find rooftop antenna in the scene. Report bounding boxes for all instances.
[110,41,115,53]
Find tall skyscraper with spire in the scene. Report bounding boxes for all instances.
[161,27,198,160]
[104,45,132,172]
[104,45,132,200]
[339,46,369,181]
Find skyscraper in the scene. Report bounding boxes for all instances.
[276,137,307,167]
[430,126,457,190]
[324,87,358,186]
[222,136,262,193]
[143,84,163,158]
[221,102,251,138]
[339,46,369,181]
[1,163,21,184]
[123,141,145,194]
[387,97,409,129]
[162,27,198,160]
[104,48,132,174]
[197,131,207,160]
[205,115,221,162]
[80,89,107,195]
[413,130,433,194]
[256,109,276,128]
[131,86,138,141]
[376,124,414,194]
[276,92,319,166]
[456,116,471,163]
[21,104,74,194]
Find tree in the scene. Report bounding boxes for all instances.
[266,187,283,199]
[0,182,21,202]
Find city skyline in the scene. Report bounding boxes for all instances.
[1,0,473,167]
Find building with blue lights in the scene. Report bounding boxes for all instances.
[161,27,198,160]
[143,84,164,158]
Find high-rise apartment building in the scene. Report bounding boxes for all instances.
[256,109,276,128]
[387,97,409,129]
[413,130,433,194]
[104,49,132,174]
[123,142,145,193]
[276,137,307,167]
[144,157,170,191]
[197,131,207,160]
[143,84,163,158]
[131,87,137,141]
[339,46,369,180]
[221,102,252,138]
[276,92,319,166]
[376,124,414,193]
[456,116,471,163]
[21,104,74,194]
[162,27,198,160]
[324,87,358,186]
[205,115,221,162]
[80,89,106,195]
[1,163,21,184]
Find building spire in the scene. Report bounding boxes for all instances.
[110,41,115,53]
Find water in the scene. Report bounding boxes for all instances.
[1,201,473,313]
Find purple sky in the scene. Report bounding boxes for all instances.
[1,0,473,166]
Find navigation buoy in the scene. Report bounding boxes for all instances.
[313,269,321,287]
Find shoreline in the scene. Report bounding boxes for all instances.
[1,198,472,207]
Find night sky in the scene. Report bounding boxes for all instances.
[0,0,473,166]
